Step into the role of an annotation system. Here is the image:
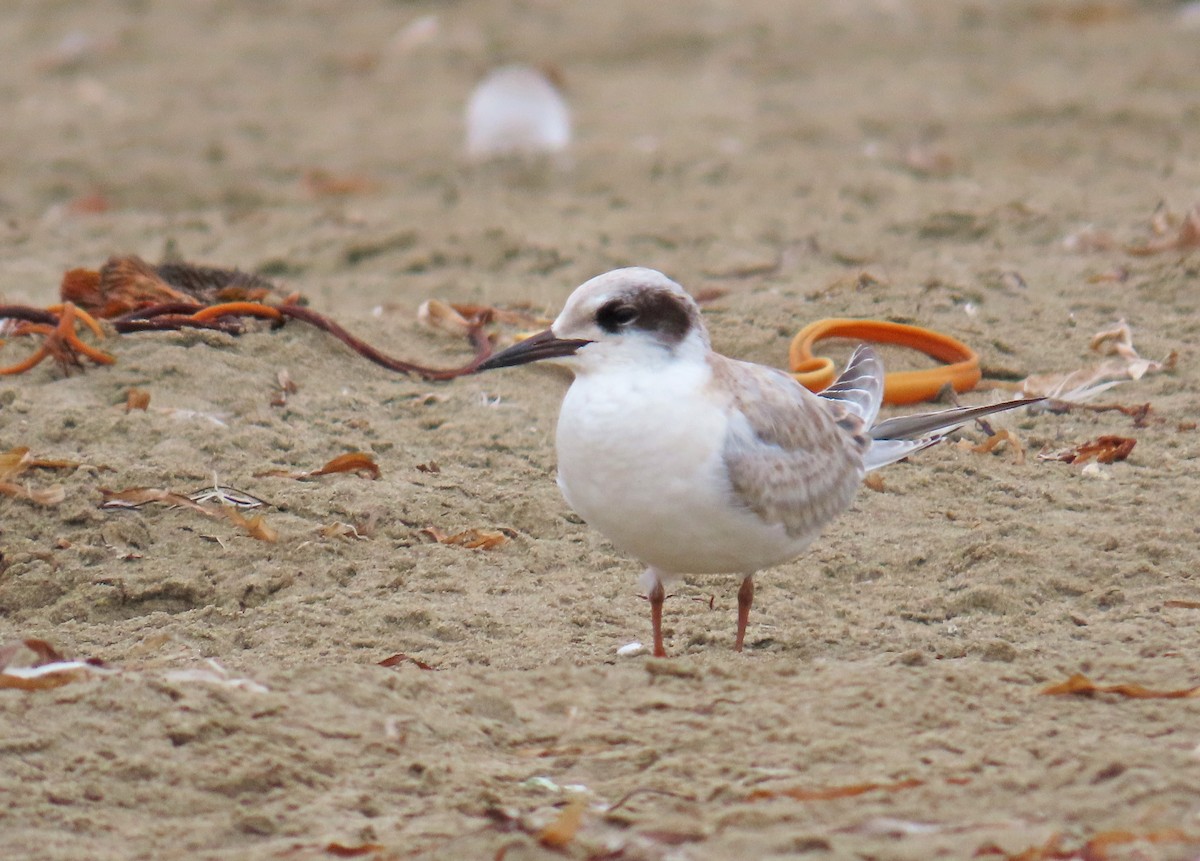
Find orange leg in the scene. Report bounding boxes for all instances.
[735,575,754,652]
[648,579,667,658]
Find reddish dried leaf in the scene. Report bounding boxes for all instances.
[302,168,379,198]
[320,522,364,541]
[1082,829,1198,859]
[975,833,1067,861]
[312,452,380,480]
[66,193,110,215]
[692,287,731,304]
[639,829,706,846]
[989,830,1200,861]
[1126,204,1200,256]
[748,778,923,802]
[1041,435,1136,465]
[963,429,1026,464]
[0,668,88,691]
[1041,673,1200,699]
[0,639,93,690]
[0,639,62,672]
[1164,600,1200,609]
[259,452,380,481]
[537,798,586,849]
[21,638,66,665]
[125,388,151,412]
[378,653,435,671]
[0,480,66,506]
[28,456,81,472]
[324,843,386,858]
[420,526,513,550]
[224,509,278,543]
[0,447,32,480]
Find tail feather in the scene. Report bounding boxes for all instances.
[819,345,885,427]
[866,397,1043,472]
[869,398,1043,441]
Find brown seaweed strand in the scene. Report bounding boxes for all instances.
[275,304,493,380]
[110,302,205,322]
[0,306,60,326]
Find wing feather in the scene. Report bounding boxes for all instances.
[709,356,867,542]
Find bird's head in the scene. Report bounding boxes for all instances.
[476,267,710,373]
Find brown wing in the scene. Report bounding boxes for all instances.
[708,355,869,541]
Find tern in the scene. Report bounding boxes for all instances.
[478,268,1038,657]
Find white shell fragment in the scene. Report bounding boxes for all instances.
[617,642,647,657]
[465,66,571,159]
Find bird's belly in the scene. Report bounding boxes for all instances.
[556,379,809,575]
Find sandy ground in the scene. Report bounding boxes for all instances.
[3,1,1200,859]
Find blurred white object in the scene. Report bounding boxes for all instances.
[465,65,571,159]
[389,15,439,53]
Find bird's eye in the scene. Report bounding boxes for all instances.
[597,302,639,332]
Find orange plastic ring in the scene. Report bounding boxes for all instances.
[789,318,980,406]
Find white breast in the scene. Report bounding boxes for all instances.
[554,357,813,576]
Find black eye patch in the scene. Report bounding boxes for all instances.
[596,301,639,332]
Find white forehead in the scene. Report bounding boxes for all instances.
[562,267,689,311]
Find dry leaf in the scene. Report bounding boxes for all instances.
[272,369,297,407]
[450,303,550,328]
[1041,673,1200,699]
[692,287,731,304]
[302,168,379,198]
[324,843,387,858]
[164,660,269,693]
[418,299,473,336]
[99,486,219,516]
[0,447,77,480]
[420,526,514,550]
[0,662,95,691]
[0,638,64,669]
[748,778,923,802]
[0,480,66,506]
[1082,829,1199,859]
[224,509,278,542]
[257,452,380,481]
[320,522,365,541]
[1126,204,1200,256]
[1011,320,1175,403]
[1164,600,1200,610]
[863,473,885,493]
[0,639,105,691]
[1090,320,1139,361]
[125,388,150,412]
[378,653,435,671]
[990,829,1200,861]
[1038,435,1136,465]
[0,447,32,481]
[958,428,1026,464]
[537,798,587,849]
